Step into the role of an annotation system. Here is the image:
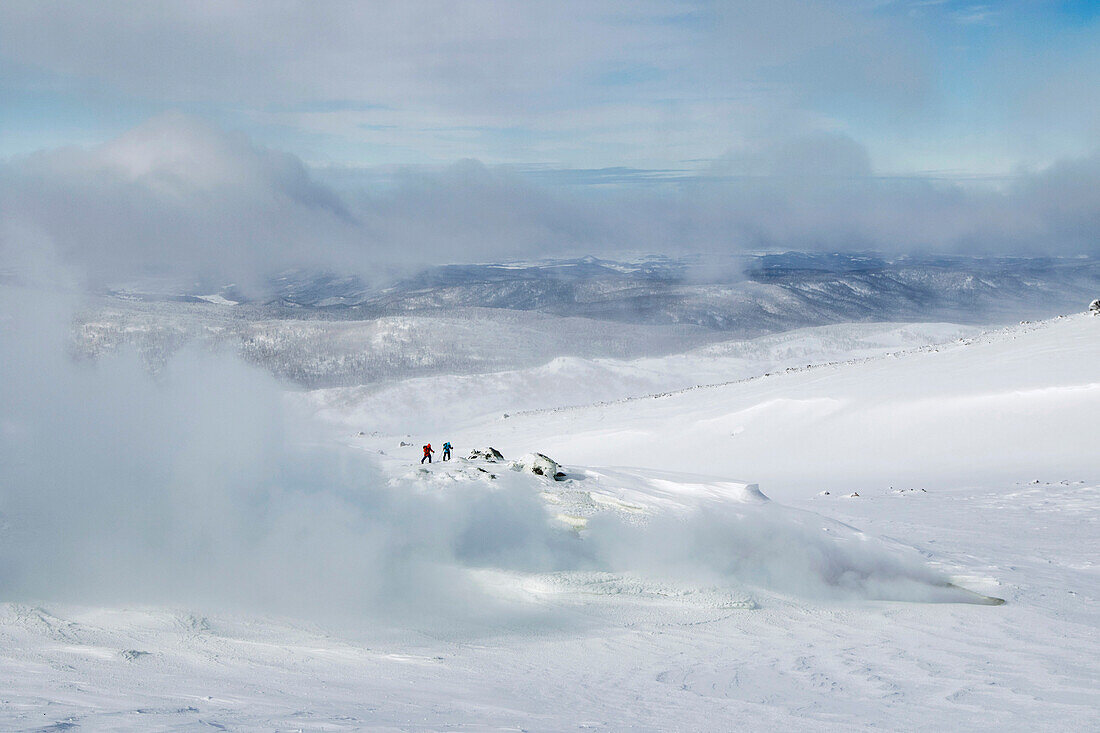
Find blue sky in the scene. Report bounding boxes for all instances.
[2,1,1098,180]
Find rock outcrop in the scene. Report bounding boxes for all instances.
[514,452,567,480]
[469,447,505,462]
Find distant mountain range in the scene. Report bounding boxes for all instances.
[106,252,1100,335]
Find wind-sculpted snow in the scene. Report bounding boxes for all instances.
[587,502,980,604]
[514,466,987,604]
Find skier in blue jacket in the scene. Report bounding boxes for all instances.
[442,441,452,461]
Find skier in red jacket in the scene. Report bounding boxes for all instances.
[421,443,435,464]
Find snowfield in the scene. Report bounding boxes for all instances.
[308,321,978,434]
[1,312,1098,730]
[448,314,1099,498]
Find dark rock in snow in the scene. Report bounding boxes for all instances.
[516,452,567,480]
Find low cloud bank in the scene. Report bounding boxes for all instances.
[0,114,366,293]
[2,115,1099,295]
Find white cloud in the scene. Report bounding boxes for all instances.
[0,1,933,168]
[1,116,1098,295]
[1,114,365,289]
[5,1,1097,173]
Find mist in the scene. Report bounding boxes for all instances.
[0,281,986,626]
[0,285,580,623]
[2,115,1099,297]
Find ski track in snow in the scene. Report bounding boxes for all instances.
[2,315,1099,730]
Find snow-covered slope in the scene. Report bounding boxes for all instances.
[2,312,1098,730]
[453,314,1099,498]
[3,461,1095,730]
[309,320,977,433]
